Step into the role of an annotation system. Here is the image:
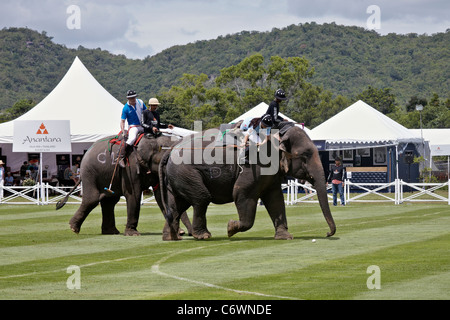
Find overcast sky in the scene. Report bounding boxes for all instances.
[1,0,449,59]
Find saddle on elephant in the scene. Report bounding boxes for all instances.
[106,131,150,171]
[108,130,145,149]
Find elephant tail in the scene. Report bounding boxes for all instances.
[56,179,82,210]
[158,152,173,224]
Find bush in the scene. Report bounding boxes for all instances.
[22,178,36,186]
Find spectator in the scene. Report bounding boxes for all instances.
[327,156,346,206]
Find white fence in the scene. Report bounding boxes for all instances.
[284,179,450,205]
[2,180,449,206]
[0,183,157,206]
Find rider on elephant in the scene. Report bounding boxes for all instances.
[142,98,174,137]
[239,114,273,164]
[118,90,146,168]
[265,89,287,129]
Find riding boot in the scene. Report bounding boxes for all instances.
[118,144,132,168]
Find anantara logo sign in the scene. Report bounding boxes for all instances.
[13,120,72,153]
[36,123,49,135]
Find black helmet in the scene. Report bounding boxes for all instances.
[274,89,287,100]
[126,90,137,99]
[261,114,273,127]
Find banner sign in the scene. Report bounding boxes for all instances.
[313,140,326,151]
[13,120,72,153]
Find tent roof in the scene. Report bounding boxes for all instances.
[309,100,422,148]
[410,128,450,156]
[0,56,124,143]
[229,102,311,134]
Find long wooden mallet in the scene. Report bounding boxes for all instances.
[104,137,125,195]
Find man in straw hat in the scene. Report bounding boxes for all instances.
[142,97,174,137]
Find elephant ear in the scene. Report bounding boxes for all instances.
[279,137,291,174]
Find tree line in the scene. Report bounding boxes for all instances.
[156,54,449,130]
[0,25,448,129]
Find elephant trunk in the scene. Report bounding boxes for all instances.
[310,158,336,237]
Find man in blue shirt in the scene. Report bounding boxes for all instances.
[118,90,146,168]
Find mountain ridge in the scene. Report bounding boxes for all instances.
[0,23,448,110]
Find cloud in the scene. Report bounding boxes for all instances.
[129,0,301,54]
[0,0,448,59]
[286,0,450,34]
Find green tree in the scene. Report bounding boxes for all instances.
[161,54,352,129]
[158,73,242,129]
[356,86,397,115]
[0,98,35,122]
[216,54,271,110]
[389,93,449,129]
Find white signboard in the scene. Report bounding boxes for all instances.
[13,120,72,153]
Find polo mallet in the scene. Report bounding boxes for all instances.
[104,136,125,195]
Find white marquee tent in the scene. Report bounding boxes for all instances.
[0,57,193,179]
[309,100,426,179]
[0,57,124,144]
[309,100,423,149]
[410,129,450,156]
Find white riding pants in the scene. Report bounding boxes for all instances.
[126,125,144,146]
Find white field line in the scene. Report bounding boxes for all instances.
[150,243,300,300]
[2,210,444,280]
[1,210,445,298]
[0,252,165,280]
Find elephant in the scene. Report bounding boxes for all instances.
[159,123,336,240]
[57,133,193,236]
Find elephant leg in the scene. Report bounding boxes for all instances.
[260,187,293,240]
[162,189,187,241]
[163,211,192,237]
[69,190,100,234]
[228,196,258,238]
[155,187,192,237]
[192,203,211,240]
[100,196,120,235]
[180,211,193,236]
[124,192,142,236]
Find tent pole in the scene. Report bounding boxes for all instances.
[396,144,399,180]
[40,152,44,205]
[447,156,450,180]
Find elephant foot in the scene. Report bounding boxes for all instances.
[227,220,240,238]
[192,230,212,240]
[70,224,80,234]
[274,229,293,240]
[102,227,120,235]
[162,230,182,241]
[69,218,81,234]
[162,221,184,240]
[124,228,140,236]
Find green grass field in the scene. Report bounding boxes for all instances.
[0,201,449,300]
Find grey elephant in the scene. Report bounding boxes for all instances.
[159,124,336,241]
[57,133,192,236]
